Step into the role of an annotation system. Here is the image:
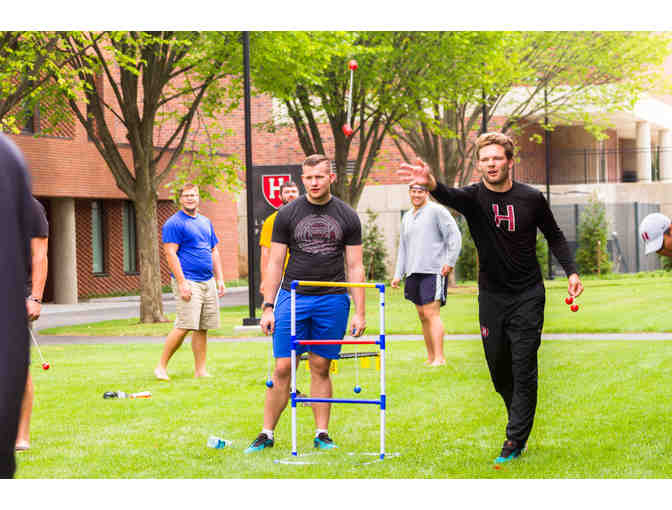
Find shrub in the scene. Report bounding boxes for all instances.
[537,231,549,276]
[575,195,612,275]
[362,209,388,281]
[455,216,477,281]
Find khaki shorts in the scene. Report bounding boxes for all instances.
[172,278,221,331]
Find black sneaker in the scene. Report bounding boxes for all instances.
[244,433,274,453]
[494,439,525,464]
[313,432,337,449]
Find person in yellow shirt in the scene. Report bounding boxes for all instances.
[259,180,299,295]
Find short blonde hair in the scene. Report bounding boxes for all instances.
[475,132,515,160]
[302,154,331,172]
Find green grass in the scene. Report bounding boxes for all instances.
[15,339,672,478]
[42,273,672,336]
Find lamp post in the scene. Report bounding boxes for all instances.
[544,86,554,280]
[242,31,259,325]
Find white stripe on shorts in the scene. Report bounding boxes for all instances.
[434,274,443,303]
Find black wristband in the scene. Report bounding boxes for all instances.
[262,302,274,310]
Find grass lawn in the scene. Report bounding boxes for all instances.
[15,338,672,478]
[41,273,672,337]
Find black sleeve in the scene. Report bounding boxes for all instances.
[430,181,475,216]
[271,206,291,245]
[344,207,362,246]
[536,193,578,276]
[30,198,49,238]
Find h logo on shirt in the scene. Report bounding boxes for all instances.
[492,204,516,232]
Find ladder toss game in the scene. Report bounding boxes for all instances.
[290,280,387,459]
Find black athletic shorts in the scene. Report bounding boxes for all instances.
[404,273,447,307]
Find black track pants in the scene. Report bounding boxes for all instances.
[478,283,545,445]
[0,327,29,478]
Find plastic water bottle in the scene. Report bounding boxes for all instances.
[207,436,232,449]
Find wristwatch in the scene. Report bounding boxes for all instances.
[28,295,42,304]
[262,302,274,310]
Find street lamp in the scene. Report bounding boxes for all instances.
[242,31,260,325]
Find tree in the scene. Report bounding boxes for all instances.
[251,31,434,207]
[391,31,672,186]
[60,31,242,322]
[0,31,85,133]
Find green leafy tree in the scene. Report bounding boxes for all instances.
[0,31,86,133]
[252,31,436,207]
[61,31,243,322]
[575,195,612,275]
[361,209,388,281]
[392,31,672,186]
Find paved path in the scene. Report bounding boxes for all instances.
[34,287,248,331]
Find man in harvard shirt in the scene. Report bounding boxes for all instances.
[399,132,584,464]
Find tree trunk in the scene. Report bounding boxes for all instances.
[135,190,168,323]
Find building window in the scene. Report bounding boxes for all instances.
[20,105,38,134]
[123,201,138,274]
[91,200,105,274]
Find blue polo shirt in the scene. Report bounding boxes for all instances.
[162,210,219,282]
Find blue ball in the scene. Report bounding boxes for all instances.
[354,386,362,394]
[265,380,274,388]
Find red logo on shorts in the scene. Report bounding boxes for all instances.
[480,326,489,338]
[262,174,291,209]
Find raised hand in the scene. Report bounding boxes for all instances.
[397,158,436,190]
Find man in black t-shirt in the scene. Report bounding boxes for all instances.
[399,132,584,464]
[0,134,33,478]
[245,154,366,453]
[15,197,49,452]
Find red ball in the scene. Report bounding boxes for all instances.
[348,59,358,71]
[570,304,579,312]
[565,297,573,305]
[342,124,354,137]
[42,362,50,370]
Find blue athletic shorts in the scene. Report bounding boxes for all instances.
[273,289,350,360]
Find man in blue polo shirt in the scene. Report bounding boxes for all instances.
[154,183,226,381]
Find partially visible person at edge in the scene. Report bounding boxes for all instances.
[0,133,34,478]
[245,154,366,453]
[398,132,584,464]
[154,183,226,381]
[15,197,49,452]
[259,180,300,296]
[391,183,462,366]
[639,212,672,258]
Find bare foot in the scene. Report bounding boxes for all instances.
[194,371,212,378]
[431,359,446,367]
[154,367,170,381]
[424,359,432,366]
[15,441,30,452]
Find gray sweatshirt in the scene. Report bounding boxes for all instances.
[393,200,462,279]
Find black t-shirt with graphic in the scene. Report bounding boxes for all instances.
[431,180,577,294]
[272,195,362,295]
